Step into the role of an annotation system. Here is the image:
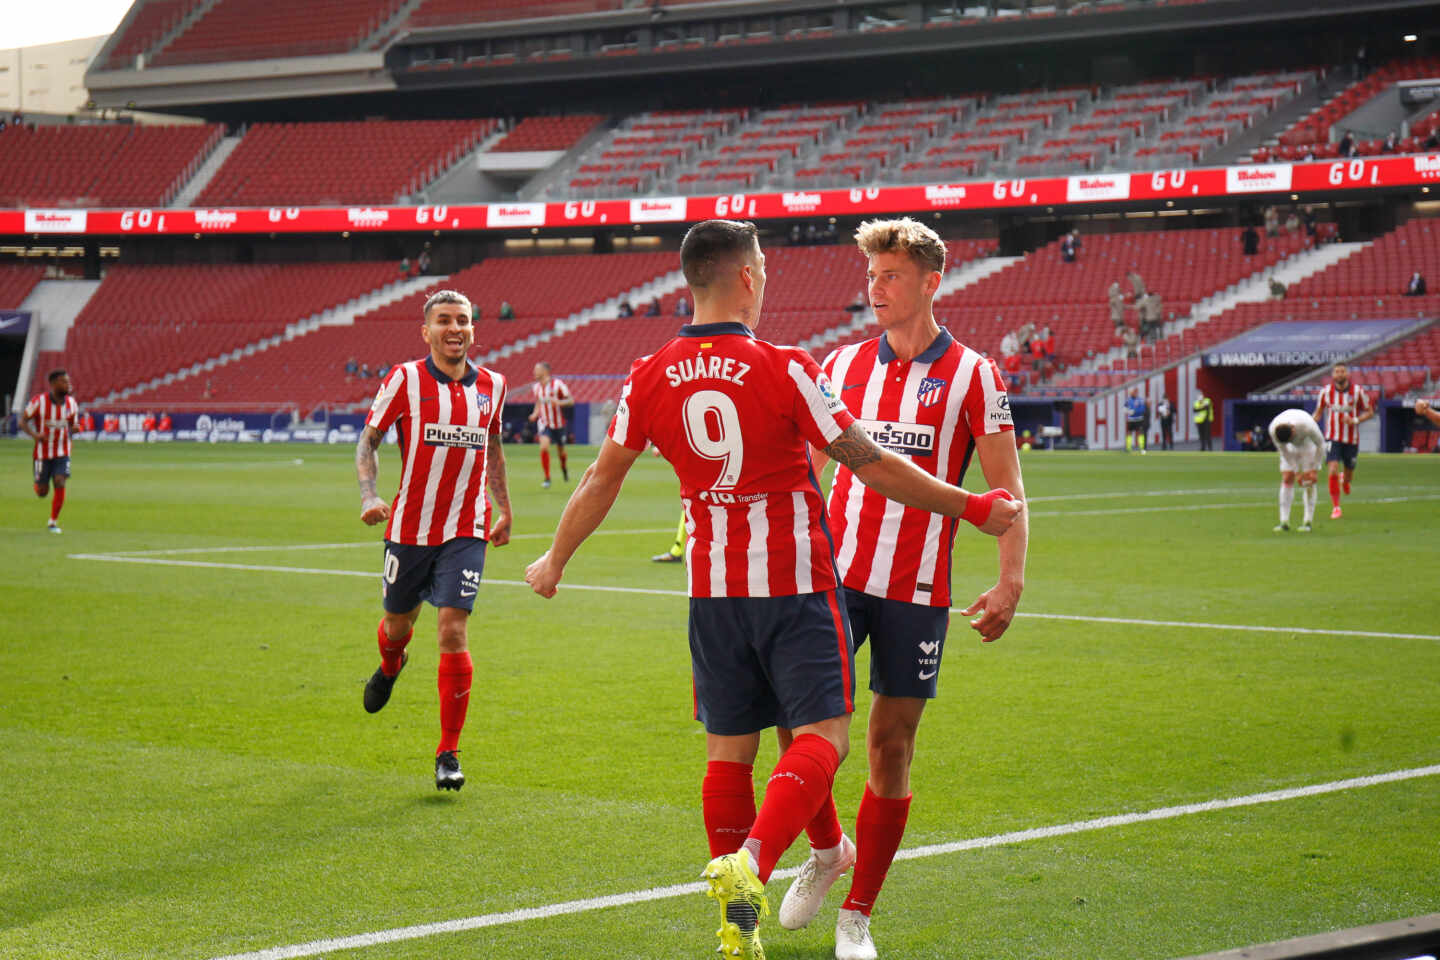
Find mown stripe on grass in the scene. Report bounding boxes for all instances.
[206,764,1440,960]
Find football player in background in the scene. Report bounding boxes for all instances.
[1267,408,1325,532]
[21,369,80,534]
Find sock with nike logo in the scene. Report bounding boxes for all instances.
[437,650,472,754]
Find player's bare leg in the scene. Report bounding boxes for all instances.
[557,440,569,482]
[365,604,421,713]
[434,605,472,790]
[1275,472,1295,532]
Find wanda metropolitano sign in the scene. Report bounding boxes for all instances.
[6,155,1439,237]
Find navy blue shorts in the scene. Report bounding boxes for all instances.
[689,590,854,736]
[845,588,950,699]
[33,457,70,485]
[542,427,566,445]
[381,537,487,614]
[1325,440,1358,471]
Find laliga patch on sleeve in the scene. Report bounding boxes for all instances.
[987,391,1014,426]
[815,373,847,414]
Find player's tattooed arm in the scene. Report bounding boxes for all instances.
[822,422,883,470]
[356,426,389,526]
[485,439,513,546]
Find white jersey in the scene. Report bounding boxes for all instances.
[1268,408,1324,473]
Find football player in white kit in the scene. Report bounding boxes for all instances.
[1267,408,1325,532]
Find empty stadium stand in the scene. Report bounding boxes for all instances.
[150,0,404,66]
[490,115,605,152]
[0,124,223,209]
[196,119,497,206]
[0,265,47,309]
[103,0,204,69]
[119,250,679,410]
[37,262,401,401]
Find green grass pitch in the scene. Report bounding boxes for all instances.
[2,441,1437,960]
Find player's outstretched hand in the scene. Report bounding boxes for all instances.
[961,580,1022,643]
[962,487,1023,536]
[1417,399,1431,415]
[525,552,561,598]
[489,511,512,547]
[360,496,391,526]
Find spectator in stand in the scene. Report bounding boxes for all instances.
[400,256,412,278]
[1031,324,1053,372]
[1263,206,1279,237]
[1122,325,1140,358]
[157,412,172,432]
[1284,209,1300,234]
[1139,292,1163,341]
[1426,128,1440,151]
[1406,271,1427,296]
[617,300,634,318]
[417,244,432,275]
[346,357,359,380]
[1382,132,1399,153]
[1128,271,1147,303]
[499,300,515,320]
[675,295,692,317]
[1337,131,1356,158]
[378,363,392,379]
[1354,44,1368,81]
[1060,230,1079,263]
[1000,328,1020,361]
[1041,324,1057,367]
[1016,321,1035,355]
[1302,208,1318,246]
[1108,280,1125,335]
[360,363,372,379]
[645,296,662,317]
[202,379,213,400]
[1269,275,1287,300]
[1241,224,1260,256]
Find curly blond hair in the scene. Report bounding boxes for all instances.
[854,217,946,274]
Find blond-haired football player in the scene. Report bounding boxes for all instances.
[779,217,1029,960]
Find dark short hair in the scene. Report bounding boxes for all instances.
[680,219,759,290]
[47,369,67,383]
[1274,423,1292,443]
[423,289,472,321]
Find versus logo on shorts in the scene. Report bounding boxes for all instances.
[423,423,487,449]
[858,419,936,458]
[987,392,1014,426]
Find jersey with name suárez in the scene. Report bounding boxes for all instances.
[823,330,1013,607]
[366,356,507,546]
[25,393,79,461]
[608,321,854,598]
[1314,382,1371,444]
[531,377,571,430]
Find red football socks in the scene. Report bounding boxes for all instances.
[842,785,912,916]
[702,761,756,857]
[742,733,840,883]
[436,650,472,754]
[50,486,65,521]
[803,792,845,851]
[540,449,551,480]
[1328,473,1341,507]
[377,620,412,677]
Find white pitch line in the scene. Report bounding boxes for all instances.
[65,555,1440,642]
[1029,492,1440,518]
[206,763,1440,960]
[98,528,676,557]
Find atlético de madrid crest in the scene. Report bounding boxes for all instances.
[916,377,947,408]
[475,391,492,417]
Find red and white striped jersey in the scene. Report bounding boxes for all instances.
[822,330,1013,607]
[608,321,855,599]
[1314,382,1371,444]
[366,356,508,546]
[531,377,571,431]
[24,392,79,461]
